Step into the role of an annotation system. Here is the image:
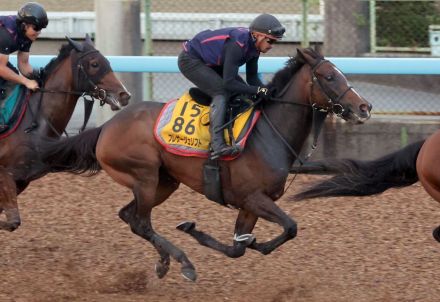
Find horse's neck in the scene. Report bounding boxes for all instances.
[252,68,313,168]
[35,58,78,136]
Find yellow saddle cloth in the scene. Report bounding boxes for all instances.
[154,92,260,159]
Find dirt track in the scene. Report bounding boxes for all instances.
[1,172,439,302]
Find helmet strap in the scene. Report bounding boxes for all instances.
[19,22,26,34]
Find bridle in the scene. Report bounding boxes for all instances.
[260,57,355,187]
[39,49,109,105]
[26,49,110,135]
[271,58,353,116]
[309,59,353,117]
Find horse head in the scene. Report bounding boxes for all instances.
[295,47,371,123]
[65,35,131,110]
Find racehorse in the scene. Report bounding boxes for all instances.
[39,47,371,281]
[294,129,440,242]
[0,35,130,232]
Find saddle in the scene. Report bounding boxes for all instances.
[154,88,261,207]
[188,87,253,117]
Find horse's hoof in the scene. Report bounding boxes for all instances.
[181,267,197,282]
[155,261,170,279]
[432,226,440,243]
[176,221,195,233]
[118,209,130,224]
[0,220,21,232]
[250,241,272,255]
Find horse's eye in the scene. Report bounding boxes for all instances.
[325,75,333,81]
[91,62,99,68]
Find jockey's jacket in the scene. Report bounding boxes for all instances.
[183,27,259,66]
[182,27,263,95]
[0,15,33,84]
[0,15,32,55]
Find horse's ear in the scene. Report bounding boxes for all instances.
[314,44,323,56]
[66,36,84,52]
[85,34,94,46]
[296,48,306,63]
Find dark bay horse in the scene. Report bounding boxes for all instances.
[294,129,440,242]
[40,47,371,281]
[0,35,130,232]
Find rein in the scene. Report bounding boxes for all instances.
[262,58,351,192]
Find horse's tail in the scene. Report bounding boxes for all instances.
[40,127,102,176]
[293,140,425,201]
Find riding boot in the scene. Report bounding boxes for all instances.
[209,95,237,159]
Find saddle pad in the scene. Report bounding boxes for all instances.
[1,84,23,122]
[0,84,30,138]
[154,92,260,160]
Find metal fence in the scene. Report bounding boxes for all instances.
[2,0,440,115]
[139,0,440,115]
[322,0,440,115]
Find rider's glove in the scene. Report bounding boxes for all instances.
[256,86,275,101]
[30,68,44,81]
[30,68,45,86]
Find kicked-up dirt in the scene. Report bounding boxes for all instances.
[1,172,439,302]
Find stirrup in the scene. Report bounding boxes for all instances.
[210,145,239,160]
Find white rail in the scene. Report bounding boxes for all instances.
[0,11,324,42]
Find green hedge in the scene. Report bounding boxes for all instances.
[376,1,440,48]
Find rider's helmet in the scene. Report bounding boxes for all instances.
[17,2,48,30]
[249,14,285,39]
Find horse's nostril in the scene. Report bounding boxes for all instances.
[360,103,371,112]
[120,91,131,102]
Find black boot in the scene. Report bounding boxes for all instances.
[209,95,237,159]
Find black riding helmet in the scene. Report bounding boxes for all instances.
[17,2,48,30]
[249,14,285,39]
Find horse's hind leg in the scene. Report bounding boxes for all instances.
[177,209,258,258]
[0,170,20,231]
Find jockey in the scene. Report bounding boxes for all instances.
[178,13,285,159]
[0,2,48,129]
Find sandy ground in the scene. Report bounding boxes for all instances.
[1,172,439,302]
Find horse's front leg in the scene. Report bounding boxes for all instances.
[119,200,171,278]
[243,192,297,255]
[0,170,21,232]
[177,209,258,258]
[121,182,197,281]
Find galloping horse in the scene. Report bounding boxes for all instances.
[294,129,440,242]
[0,35,130,232]
[40,47,371,281]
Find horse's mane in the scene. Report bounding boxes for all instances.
[268,47,323,92]
[41,43,75,77]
